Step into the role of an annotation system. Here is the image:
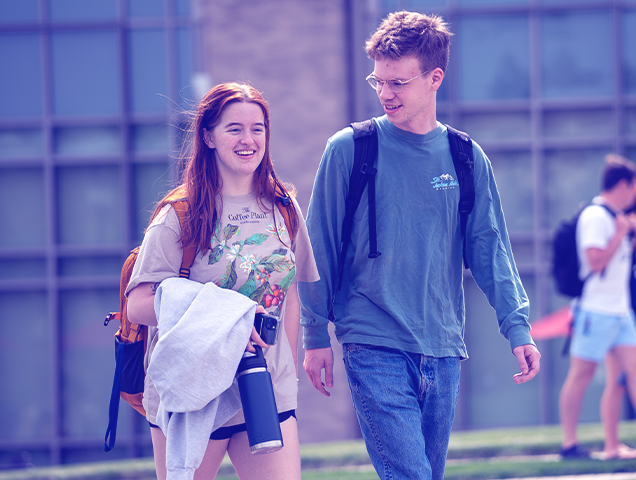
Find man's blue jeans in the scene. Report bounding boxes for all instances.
[342,343,461,480]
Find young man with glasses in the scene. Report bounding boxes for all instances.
[298,11,541,480]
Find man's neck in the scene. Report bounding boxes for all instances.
[389,114,438,135]
[599,192,623,212]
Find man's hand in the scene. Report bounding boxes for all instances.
[512,344,541,384]
[304,347,334,397]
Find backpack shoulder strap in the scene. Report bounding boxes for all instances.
[348,119,378,204]
[336,119,379,290]
[597,203,616,218]
[276,195,296,244]
[170,199,197,278]
[446,124,475,269]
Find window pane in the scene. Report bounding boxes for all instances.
[58,256,123,277]
[437,110,449,126]
[0,34,42,118]
[463,275,540,429]
[54,126,121,156]
[623,10,636,96]
[177,27,194,107]
[49,0,116,21]
[458,0,526,5]
[0,129,44,158]
[0,0,39,23]
[52,31,120,116]
[129,29,168,114]
[176,0,190,16]
[459,111,531,142]
[0,291,51,441]
[544,148,608,230]
[133,124,170,153]
[541,0,603,3]
[127,0,165,17]
[458,15,530,101]
[0,168,46,248]
[400,0,445,9]
[509,240,534,265]
[627,108,636,136]
[541,11,613,98]
[0,258,46,279]
[543,108,614,140]
[488,150,533,231]
[133,162,172,242]
[437,75,448,103]
[56,166,123,245]
[59,288,121,437]
[380,0,401,12]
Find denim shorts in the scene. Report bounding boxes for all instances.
[570,308,636,362]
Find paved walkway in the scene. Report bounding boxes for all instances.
[445,454,636,479]
[317,462,636,479]
[505,475,636,480]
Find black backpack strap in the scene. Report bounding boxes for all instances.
[104,338,125,452]
[598,203,616,218]
[336,119,379,291]
[446,124,475,269]
[367,167,381,259]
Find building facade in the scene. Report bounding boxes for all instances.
[1,0,636,467]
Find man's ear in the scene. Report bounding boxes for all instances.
[617,178,631,191]
[203,128,215,149]
[431,68,445,92]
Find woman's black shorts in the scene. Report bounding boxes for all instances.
[148,410,296,441]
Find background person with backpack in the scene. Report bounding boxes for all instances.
[298,11,540,480]
[558,156,636,460]
[599,191,636,460]
[125,83,319,480]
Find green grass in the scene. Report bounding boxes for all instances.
[4,421,636,480]
[447,421,636,457]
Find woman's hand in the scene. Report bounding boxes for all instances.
[245,305,269,353]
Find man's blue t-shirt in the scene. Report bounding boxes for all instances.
[299,115,532,358]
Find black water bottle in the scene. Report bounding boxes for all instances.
[236,345,283,454]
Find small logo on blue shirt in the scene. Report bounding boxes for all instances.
[431,173,459,190]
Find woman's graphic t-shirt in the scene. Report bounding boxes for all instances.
[207,200,295,317]
[127,192,319,427]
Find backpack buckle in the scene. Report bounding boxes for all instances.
[104,312,120,326]
[458,199,472,214]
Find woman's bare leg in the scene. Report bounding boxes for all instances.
[227,417,301,480]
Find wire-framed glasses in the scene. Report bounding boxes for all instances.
[365,70,430,93]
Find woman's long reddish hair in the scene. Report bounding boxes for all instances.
[150,82,298,252]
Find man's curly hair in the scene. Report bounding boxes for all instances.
[365,11,452,74]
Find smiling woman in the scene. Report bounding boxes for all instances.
[124,82,319,480]
[202,102,267,194]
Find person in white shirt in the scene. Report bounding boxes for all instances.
[559,155,636,459]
